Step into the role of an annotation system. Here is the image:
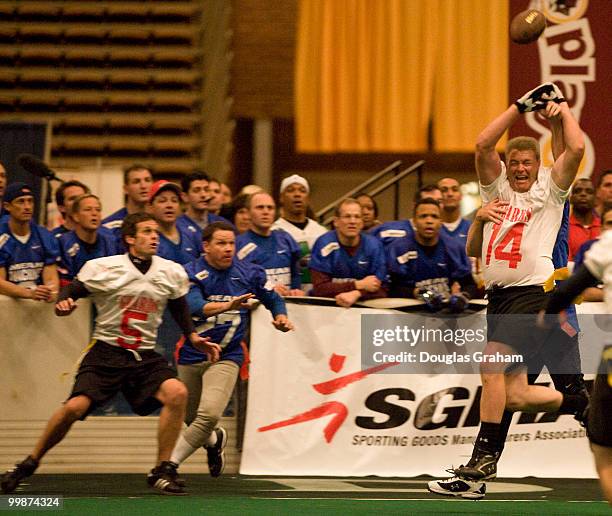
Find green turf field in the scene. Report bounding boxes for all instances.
[3,475,608,515]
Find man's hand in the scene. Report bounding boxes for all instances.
[189,333,222,362]
[335,290,361,308]
[355,275,381,292]
[273,284,290,296]
[475,198,509,225]
[541,100,562,121]
[515,82,565,113]
[224,293,255,311]
[55,297,77,316]
[536,308,568,330]
[272,314,294,332]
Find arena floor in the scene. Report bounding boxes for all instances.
[7,475,608,515]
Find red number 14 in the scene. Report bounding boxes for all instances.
[486,224,525,269]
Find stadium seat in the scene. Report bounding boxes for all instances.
[16,3,62,23]
[64,27,108,45]
[18,70,62,90]
[107,28,151,46]
[18,25,63,45]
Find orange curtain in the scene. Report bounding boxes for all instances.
[295,0,508,153]
[433,0,508,151]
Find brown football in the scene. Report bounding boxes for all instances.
[510,9,546,44]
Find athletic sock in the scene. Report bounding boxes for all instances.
[474,422,503,455]
[558,393,588,415]
[170,434,199,465]
[496,410,514,455]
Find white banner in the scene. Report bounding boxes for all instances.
[241,303,597,478]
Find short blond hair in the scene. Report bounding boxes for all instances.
[506,136,540,162]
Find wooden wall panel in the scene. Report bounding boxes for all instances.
[231,0,297,119]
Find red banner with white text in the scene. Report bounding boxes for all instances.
[509,0,611,182]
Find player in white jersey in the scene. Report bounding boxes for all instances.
[428,83,585,499]
[0,213,221,496]
[542,231,612,504]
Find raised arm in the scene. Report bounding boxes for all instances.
[475,105,519,185]
[550,102,585,190]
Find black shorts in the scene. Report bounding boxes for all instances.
[588,349,612,447]
[486,285,567,371]
[69,340,177,418]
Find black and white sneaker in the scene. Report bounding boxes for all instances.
[454,452,498,481]
[1,456,39,494]
[205,427,227,478]
[147,461,186,495]
[428,473,486,500]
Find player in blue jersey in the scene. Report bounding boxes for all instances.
[177,172,233,244]
[51,180,89,240]
[148,180,200,265]
[0,162,8,219]
[370,183,442,249]
[387,198,475,301]
[101,164,153,234]
[57,194,119,284]
[0,182,59,301]
[170,221,293,478]
[310,198,387,307]
[437,177,472,247]
[236,191,304,296]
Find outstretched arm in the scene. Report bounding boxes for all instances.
[550,102,585,190]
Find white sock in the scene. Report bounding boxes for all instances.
[170,434,199,465]
[206,429,218,447]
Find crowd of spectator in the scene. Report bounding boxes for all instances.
[1,160,610,309]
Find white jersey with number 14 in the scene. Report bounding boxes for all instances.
[480,163,568,289]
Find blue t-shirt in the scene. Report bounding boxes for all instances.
[178,258,286,366]
[369,220,414,249]
[387,232,472,297]
[156,226,201,265]
[101,207,128,232]
[441,218,472,248]
[0,220,59,288]
[310,230,388,284]
[236,229,302,289]
[176,212,234,244]
[57,229,119,281]
[51,225,70,240]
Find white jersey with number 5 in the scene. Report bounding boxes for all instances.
[480,163,568,289]
[584,231,612,314]
[77,254,189,350]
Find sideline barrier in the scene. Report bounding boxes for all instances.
[241,300,605,478]
[0,296,91,419]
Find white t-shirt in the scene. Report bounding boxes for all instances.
[78,254,189,350]
[480,163,569,289]
[584,230,612,314]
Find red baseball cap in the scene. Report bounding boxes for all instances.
[148,180,182,203]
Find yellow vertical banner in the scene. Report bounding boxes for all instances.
[432,0,509,152]
[295,0,508,153]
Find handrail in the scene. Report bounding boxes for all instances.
[319,160,425,227]
[315,160,402,220]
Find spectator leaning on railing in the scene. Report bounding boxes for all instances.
[0,182,59,302]
[310,198,387,307]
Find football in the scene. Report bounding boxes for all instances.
[510,9,546,44]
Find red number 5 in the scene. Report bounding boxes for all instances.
[117,310,147,349]
[486,224,525,269]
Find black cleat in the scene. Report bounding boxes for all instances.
[1,456,39,494]
[454,452,498,481]
[205,427,227,478]
[147,461,186,495]
[428,473,486,499]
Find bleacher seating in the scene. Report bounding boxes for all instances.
[0,0,206,175]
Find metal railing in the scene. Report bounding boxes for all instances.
[316,159,424,227]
